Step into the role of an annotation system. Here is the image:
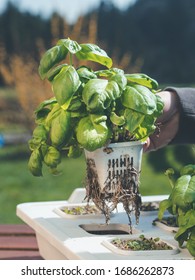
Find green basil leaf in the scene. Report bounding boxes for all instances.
[124,109,144,133]
[46,64,68,81]
[172,175,192,209]
[178,210,195,229]
[180,164,195,176]
[96,68,124,78]
[125,73,158,90]
[96,69,115,79]
[32,125,48,142]
[110,73,127,91]
[82,79,108,111]
[110,111,125,126]
[186,227,195,257]
[76,43,112,68]
[50,110,72,148]
[28,149,43,177]
[184,175,195,204]
[52,65,81,110]
[39,45,67,79]
[121,85,157,114]
[175,228,189,247]
[133,115,156,141]
[158,199,172,220]
[175,210,195,240]
[76,116,111,151]
[45,103,61,128]
[77,66,97,81]
[96,68,126,90]
[154,94,164,117]
[44,146,61,168]
[106,80,121,100]
[90,114,107,124]
[57,38,81,54]
[82,79,120,112]
[40,143,48,157]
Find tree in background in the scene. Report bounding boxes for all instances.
[1,0,195,84]
[97,0,195,84]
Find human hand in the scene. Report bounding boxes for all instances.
[144,90,180,152]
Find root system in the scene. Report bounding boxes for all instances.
[85,154,142,233]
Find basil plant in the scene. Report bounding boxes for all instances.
[158,165,195,257]
[28,38,163,176]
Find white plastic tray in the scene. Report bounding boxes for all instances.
[16,188,192,260]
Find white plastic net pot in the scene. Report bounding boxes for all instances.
[84,141,144,194]
[84,141,145,226]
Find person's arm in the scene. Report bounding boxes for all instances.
[166,87,195,144]
[144,87,195,152]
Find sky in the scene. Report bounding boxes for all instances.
[0,0,136,23]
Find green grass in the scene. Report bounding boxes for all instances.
[0,145,170,224]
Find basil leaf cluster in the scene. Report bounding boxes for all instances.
[158,165,195,257]
[28,38,163,176]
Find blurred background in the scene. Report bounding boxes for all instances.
[0,0,195,223]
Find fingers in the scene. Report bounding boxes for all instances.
[143,136,158,153]
[143,138,150,152]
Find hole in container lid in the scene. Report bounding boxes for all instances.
[79,223,140,235]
